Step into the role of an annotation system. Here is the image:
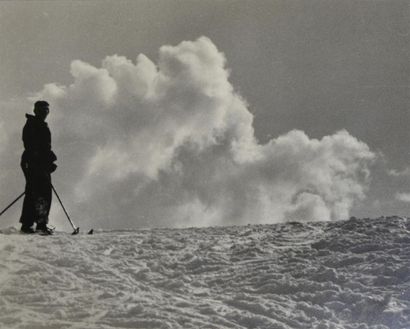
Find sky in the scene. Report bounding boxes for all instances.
[0,0,409,230]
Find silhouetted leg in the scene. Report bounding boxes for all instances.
[36,172,52,228]
[20,167,36,228]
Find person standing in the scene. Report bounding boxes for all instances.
[20,101,57,234]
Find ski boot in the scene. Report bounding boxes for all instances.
[36,223,54,235]
[21,225,35,234]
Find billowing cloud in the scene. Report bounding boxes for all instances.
[13,37,375,228]
[388,168,410,177]
[395,192,410,203]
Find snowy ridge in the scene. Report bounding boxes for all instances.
[0,216,409,329]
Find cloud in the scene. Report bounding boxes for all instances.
[388,168,410,177]
[14,36,375,228]
[395,192,410,203]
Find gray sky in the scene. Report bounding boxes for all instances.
[0,0,409,229]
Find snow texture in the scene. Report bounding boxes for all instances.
[0,216,409,329]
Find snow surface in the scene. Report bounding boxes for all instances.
[0,216,409,329]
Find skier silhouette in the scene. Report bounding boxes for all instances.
[20,101,57,234]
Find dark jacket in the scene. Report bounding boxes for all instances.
[21,114,57,172]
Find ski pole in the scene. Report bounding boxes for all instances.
[0,192,25,217]
[51,184,79,235]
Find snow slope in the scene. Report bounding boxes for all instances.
[0,216,409,329]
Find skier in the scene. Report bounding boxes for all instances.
[20,101,57,234]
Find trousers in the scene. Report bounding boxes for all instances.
[20,163,52,227]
